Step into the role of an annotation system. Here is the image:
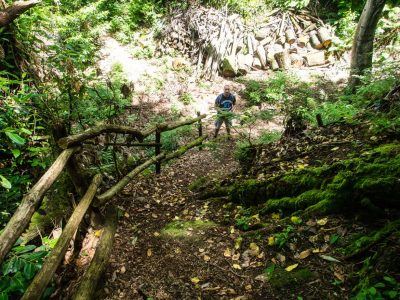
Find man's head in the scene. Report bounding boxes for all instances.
[223,85,231,97]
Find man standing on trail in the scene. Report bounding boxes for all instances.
[214,85,236,139]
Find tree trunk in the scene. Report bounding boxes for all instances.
[21,174,102,300]
[0,147,78,265]
[349,0,386,88]
[0,0,40,27]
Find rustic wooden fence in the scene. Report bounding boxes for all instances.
[0,114,206,299]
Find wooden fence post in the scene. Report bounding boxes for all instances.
[155,128,161,174]
[197,111,203,150]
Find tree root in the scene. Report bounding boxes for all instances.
[343,219,400,260]
[224,143,400,216]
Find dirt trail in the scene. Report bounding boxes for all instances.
[100,139,258,299]
[94,37,285,299]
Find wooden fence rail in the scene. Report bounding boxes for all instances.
[58,125,144,149]
[72,206,118,300]
[0,147,78,265]
[21,174,103,300]
[0,114,207,299]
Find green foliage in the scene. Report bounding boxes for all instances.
[161,125,192,152]
[311,101,358,125]
[201,0,268,18]
[241,72,318,129]
[272,225,294,248]
[0,72,50,226]
[270,0,310,10]
[234,130,281,164]
[354,276,400,300]
[128,0,161,29]
[0,238,56,299]
[178,92,194,105]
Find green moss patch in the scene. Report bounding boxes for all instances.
[268,267,315,289]
[227,143,400,216]
[160,220,217,238]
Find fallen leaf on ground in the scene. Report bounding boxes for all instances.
[306,219,316,226]
[317,218,328,226]
[147,249,152,257]
[234,237,243,250]
[191,277,200,284]
[249,243,260,255]
[203,255,211,262]
[334,271,345,281]
[285,264,299,272]
[271,213,280,220]
[232,253,240,260]
[290,216,302,225]
[232,264,242,270]
[298,249,312,259]
[309,235,319,243]
[255,274,267,282]
[277,253,286,263]
[320,254,341,263]
[268,236,275,246]
[224,248,232,257]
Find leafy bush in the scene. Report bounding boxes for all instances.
[0,72,50,226]
[270,225,294,248]
[310,101,358,125]
[0,237,57,299]
[179,92,194,105]
[161,125,193,152]
[234,131,281,163]
[270,0,310,10]
[355,275,399,300]
[128,0,161,29]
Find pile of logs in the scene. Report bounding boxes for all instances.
[157,6,244,79]
[157,7,334,78]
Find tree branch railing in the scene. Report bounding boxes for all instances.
[0,114,207,299]
[0,147,79,265]
[21,174,103,300]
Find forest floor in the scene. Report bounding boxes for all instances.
[94,131,364,300]
[63,36,387,299]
